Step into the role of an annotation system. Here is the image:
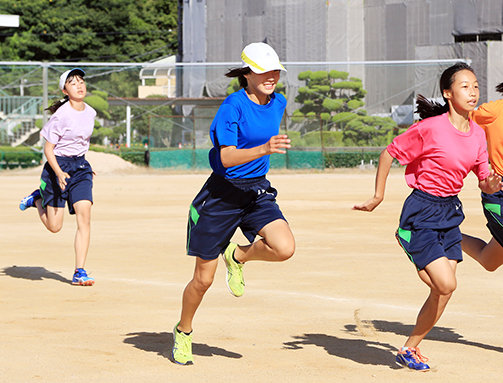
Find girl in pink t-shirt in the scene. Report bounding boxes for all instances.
[354,63,502,370]
[19,68,97,286]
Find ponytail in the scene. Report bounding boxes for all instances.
[415,94,449,120]
[496,82,503,94]
[225,67,251,89]
[46,95,69,114]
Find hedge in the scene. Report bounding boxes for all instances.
[0,146,43,169]
[118,147,147,165]
[324,151,382,168]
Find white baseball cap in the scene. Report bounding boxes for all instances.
[241,42,286,74]
[59,68,85,90]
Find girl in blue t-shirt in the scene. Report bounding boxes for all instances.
[172,42,295,365]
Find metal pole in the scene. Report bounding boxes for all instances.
[126,105,131,147]
[42,63,48,163]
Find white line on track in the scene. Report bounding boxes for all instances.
[106,277,495,318]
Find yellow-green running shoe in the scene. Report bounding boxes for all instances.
[172,322,194,365]
[222,242,244,297]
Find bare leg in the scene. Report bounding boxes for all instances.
[234,219,295,263]
[177,257,219,333]
[403,258,457,348]
[73,200,92,269]
[34,199,64,233]
[462,233,503,272]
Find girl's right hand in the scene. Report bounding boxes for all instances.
[352,196,383,212]
[57,171,70,191]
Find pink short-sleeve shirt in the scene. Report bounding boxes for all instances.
[387,113,490,197]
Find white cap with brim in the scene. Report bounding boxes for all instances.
[59,68,85,90]
[241,42,286,74]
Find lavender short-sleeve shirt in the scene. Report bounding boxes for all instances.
[41,101,96,157]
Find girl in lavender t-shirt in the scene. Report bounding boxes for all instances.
[354,63,503,370]
[19,68,97,286]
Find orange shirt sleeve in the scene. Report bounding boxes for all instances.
[470,100,502,131]
[470,99,503,176]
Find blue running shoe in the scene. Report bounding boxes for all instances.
[19,189,41,211]
[396,347,430,371]
[72,268,95,286]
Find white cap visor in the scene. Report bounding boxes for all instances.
[241,43,286,74]
[59,68,85,90]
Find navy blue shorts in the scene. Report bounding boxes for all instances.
[395,189,464,270]
[40,155,93,215]
[186,173,286,260]
[481,190,503,247]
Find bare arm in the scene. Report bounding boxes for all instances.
[44,141,70,191]
[353,148,394,212]
[220,134,291,168]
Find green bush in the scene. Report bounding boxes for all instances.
[324,151,382,168]
[329,70,348,80]
[118,147,146,165]
[0,146,42,169]
[322,131,344,146]
[298,71,312,81]
[310,71,328,82]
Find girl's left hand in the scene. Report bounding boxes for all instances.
[265,134,291,155]
[484,170,503,193]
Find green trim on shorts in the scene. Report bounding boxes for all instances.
[189,204,199,225]
[484,202,501,216]
[396,229,418,270]
[186,204,199,255]
[397,227,411,243]
[39,178,47,208]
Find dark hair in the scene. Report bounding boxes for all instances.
[225,67,251,89]
[496,81,503,94]
[46,95,69,114]
[415,62,475,120]
[45,74,84,114]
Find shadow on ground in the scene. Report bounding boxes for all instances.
[123,331,243,361]
[1,265,71,284]
[283,333,400,368]
[344,319,503,353]
[284,318,503,368]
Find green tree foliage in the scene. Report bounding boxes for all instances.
[0,0,178,146]
[293,70,398,146]
[0,0,178,62]
[85,91,110,119]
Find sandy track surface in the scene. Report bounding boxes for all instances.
[2,152,503,382]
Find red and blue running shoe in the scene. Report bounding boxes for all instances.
[396,347,430,371]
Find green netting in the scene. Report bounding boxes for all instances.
[150,149,326,170]
[270,150,324,169]
[150,149,210,169]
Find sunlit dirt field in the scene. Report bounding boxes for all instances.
[2,152,503,382]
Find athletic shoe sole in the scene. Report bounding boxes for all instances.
[71,279,95,286]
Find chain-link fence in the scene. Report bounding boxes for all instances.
[0,59,465,169]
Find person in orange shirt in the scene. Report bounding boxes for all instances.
[463,82,503,271]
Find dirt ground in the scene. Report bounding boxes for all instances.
[2,152,503,382]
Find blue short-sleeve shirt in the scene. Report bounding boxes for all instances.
[209,88,287,179]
